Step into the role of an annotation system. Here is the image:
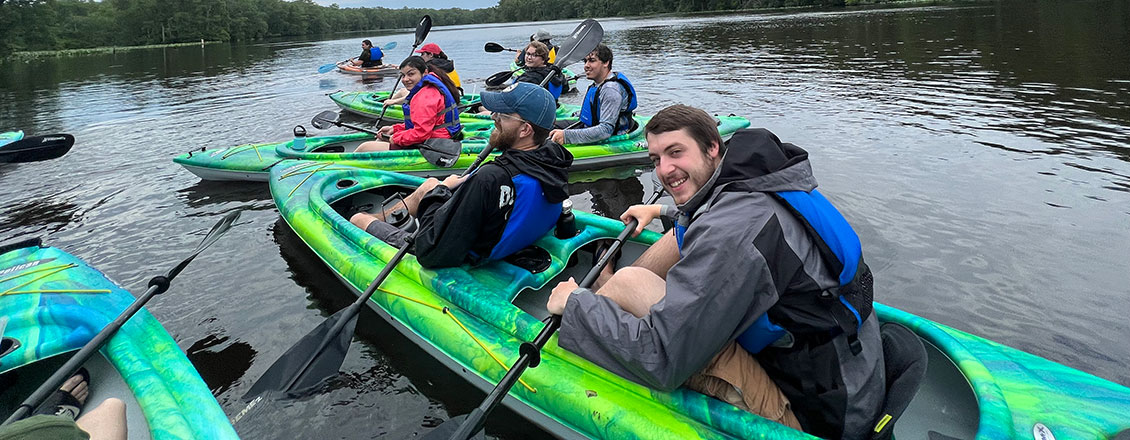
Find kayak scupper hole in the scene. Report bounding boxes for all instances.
[336,179,356,189]
[0,337,20,359]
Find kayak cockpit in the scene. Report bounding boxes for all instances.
[1,351,152,440]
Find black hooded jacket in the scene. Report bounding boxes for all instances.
[410,138,572,268]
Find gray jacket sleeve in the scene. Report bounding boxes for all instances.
[563,83,623,145]
[558,192,782,390]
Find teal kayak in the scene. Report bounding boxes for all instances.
[269,164,1130,439]
[0,239,237,439]
[328,90,576,122]
[0,131,23,147]
[172,114,752,182]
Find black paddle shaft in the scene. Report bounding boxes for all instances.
[442,185,664,440]
[2,210,241,426]
[243,142,497,400]
[373,15,433,125]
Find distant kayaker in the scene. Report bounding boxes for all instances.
[514,41,565,100]
[415,43,462,91]
[547,105,886,439]
[352,39,383,68]
[356,56,463,153]
[349,83,573,269]
[549,44,637,146]
[516,29,557,65]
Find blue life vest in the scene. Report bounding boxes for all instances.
[369,47,383,62]
[546,77,564,101]
[674,189,867,354]
[578,72,637,135]
[487,173,562,260]
[402,73,463,138]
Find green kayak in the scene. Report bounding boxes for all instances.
[173,114,752,182]
[269,165,1130,439]
[328,90,576,122]
[0,239,238,439]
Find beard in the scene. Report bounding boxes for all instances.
[488,125,519,151]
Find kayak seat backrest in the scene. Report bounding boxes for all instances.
[871,322,928,440]
[501,245,552,274]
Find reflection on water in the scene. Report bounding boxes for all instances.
[1,1,1129,438]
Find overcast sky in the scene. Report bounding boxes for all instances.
[316,0,500,9]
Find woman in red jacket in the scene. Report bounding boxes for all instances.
[357,56,463,152]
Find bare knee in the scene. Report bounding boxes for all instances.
[597,266,667,318]
[351,212,376,230]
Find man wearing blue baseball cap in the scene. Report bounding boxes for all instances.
[350,82,573,268]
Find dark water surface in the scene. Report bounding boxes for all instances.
[2,1,1128,437]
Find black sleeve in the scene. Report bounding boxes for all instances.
[515,69,542,85]
[359,50,371,62]
[412,166,510,268]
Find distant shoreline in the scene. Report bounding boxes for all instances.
[6,41,219,61]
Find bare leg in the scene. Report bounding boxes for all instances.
[76,398,127,440]
[355,140,391,152]
[383,89,409,106]
[349,177,443,230]
[630,230,680,279]
[593,229,681,290]
[593,266,667,318]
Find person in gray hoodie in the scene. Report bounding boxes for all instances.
[547,105,885,439]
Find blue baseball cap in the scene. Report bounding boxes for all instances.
[480,82,556,129]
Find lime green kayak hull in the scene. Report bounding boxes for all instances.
[173,115,752,182]
[328,90,576,122]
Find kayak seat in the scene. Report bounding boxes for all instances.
[502,245,552,274]
[871,322,927,440]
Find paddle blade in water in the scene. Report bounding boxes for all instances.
[420,414,484,440]
[0,134,74,164]
[242,307,358,400]
[311,111,340,130]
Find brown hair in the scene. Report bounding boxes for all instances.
[525,41,550,62]
[530,123,551,145]
[645,104,724,156]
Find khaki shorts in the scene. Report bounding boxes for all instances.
[684,342,802,430]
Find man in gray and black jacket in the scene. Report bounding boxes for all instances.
[548,105,885,439]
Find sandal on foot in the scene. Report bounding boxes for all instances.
[35,367,89,420]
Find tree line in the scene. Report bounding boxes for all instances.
[0,0,894,57]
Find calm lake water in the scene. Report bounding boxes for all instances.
[2,1,1128,438]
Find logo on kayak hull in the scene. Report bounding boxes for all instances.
[1033,423,1056,440]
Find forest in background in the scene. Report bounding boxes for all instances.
[0,0,901,57]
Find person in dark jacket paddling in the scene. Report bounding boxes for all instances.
[548,105,885,439]
[515,41,565,100]
[350,83,573,269]
[352,39,382,67]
